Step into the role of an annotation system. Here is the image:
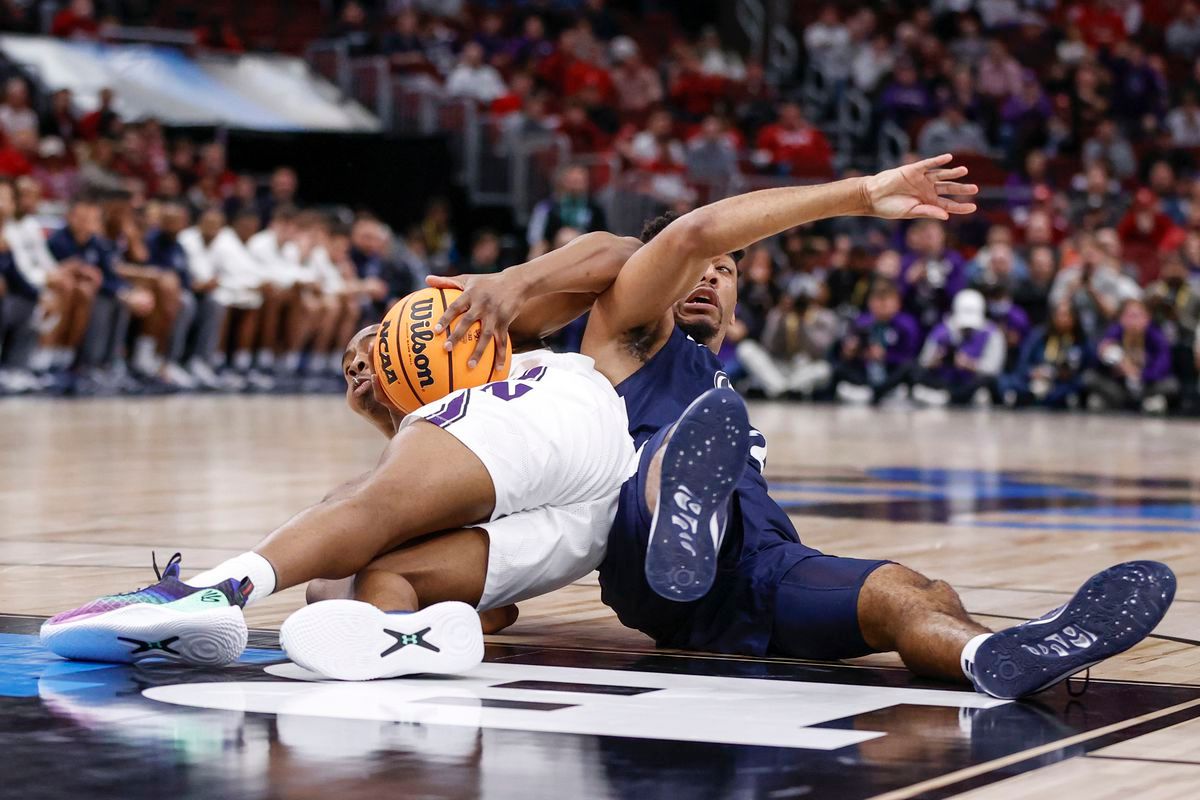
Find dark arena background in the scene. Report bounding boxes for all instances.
[1,1,1200,799]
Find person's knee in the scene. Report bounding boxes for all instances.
[353,566,420,609]
[306,577,354,604]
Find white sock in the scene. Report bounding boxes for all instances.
[283,351,301,371]
[960,632,992,682]
[256,348,275,368]
[213,350,229,369]
[189,552,278,606]
[233,349,253,372]
[53,347,74,368]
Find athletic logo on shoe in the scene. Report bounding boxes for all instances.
[118,636,182,655]
[381,626,440,657]
[1020,625,1097,658]
[670,486,702,557]
[200,590,223,603]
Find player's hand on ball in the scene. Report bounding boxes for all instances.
[862,153,978,221]
[427,272,524,370]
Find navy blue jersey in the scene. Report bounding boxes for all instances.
[599,326,822,655]
[47,228,125,296]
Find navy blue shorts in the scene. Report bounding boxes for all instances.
[599,424,891,658]
[768,555,891,660]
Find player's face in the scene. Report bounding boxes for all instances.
[672,254,738,350]
[343,325,394,415]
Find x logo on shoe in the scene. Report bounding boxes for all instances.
[380,626,440,657]
[118,635,182,655]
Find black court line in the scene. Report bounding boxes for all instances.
[417,696,577,711]
[918,700,1200,800]
[1086,754,1200,767]
[492,680,660,696]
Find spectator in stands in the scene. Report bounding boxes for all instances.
[583,0,620,41]
[1085,297,1179,413]
[0,178,39,392]
[976,40,1024,101]
[737,287,836,400]
[804,5,851,81]
[79,138,125,194]
[1166,1,1200,59]
[382,8,429,74]
[1144,251,1200,403]
[418,197,455,274]
[900,219,966,332]
[912,288,1006,406]
[526,164,606,258]
[51,0,99,39]
[1014,244,1058,327]
[824,245,876,320]
[832,279,921,405]
[0,129,32,177]
[999,72,1052,157]
[686,115,740,187]
[346,216,394,318]
[79,88,120,142]
[620,109,685,171]
[1051,234,1139,339]
[327,0,373,57]
[464,229,503,274]
[446,42,507,104]
[1166,91,1200,148]
[1005,299,1091,409]
[1068,161,1126,230]
[851,33,895,94]
[1147,161,1186,225]
[144,202,206,388]
[0,78,37,141]
[473,10,507,62]
[48,197,153,387]
[564,38,616,105]
[1082,120,1138,181]
[557,98,609,155]
[877,60,934,132]
[506,14,554,69]
[610,37,663,117]
[917,105,988,157]
[1118,189,1185,282]
[39,89,77,143]
[195,14,245,53]
[754,101,832,177]
[696,26,746,81]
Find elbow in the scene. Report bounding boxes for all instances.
[663,210,714,258]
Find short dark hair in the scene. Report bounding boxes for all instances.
[639,211,744,264]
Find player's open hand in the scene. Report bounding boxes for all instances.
[862,153,978,221]
[427,272,525,371]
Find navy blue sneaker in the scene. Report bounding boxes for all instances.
[967,561,1175,699]
[644,388,750,602]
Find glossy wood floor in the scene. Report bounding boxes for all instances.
[1,396,1198,798]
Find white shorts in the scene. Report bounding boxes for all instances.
[399,350,636,608]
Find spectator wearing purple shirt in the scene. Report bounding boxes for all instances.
[1084,298,1180,413]
[912,289,1007,406]
[877,61,934,131]
[832,280,921,404]
[899,219,966,332]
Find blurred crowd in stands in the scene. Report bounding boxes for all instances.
[1,0,1200,414]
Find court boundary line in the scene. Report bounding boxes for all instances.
[1085,754,1200,767]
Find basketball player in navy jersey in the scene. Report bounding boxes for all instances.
[435,154,1175,699]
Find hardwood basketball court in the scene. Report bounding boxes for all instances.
[1,396,1197,799]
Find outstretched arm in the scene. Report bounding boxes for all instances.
[427,231,641,368]
[587,154,978,346]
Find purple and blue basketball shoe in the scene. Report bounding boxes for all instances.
[644,388,750,602]
[40,553,252,665]
[966,561,1175,699]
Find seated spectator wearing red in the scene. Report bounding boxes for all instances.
[1085,297,1179,414]
[668,44,727,121]
[0,130,34,178]
[51,0,100,39]
[536,27,582,95]
[610,37,663,120]
[1118,189,1186,283]
[1067,0,1128,50]
[754,101,833,177]
[564,39,615,105]
[491,72,534,117]
[618,109,685,172]
[79,88,121,142]
[195,15,245,53]
[557,99,608,156]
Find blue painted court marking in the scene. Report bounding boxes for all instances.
[1000,504,1200,521]
[0,632,281,698]
[966,521,1200,534]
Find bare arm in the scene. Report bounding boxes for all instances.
[587,155,977,348]
[427,231,641,368]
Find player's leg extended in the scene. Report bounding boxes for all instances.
[281,528,491,680]
[854,560,1175,699]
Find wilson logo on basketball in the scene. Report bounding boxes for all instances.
[377,319,398,385]
[409,297,436,388]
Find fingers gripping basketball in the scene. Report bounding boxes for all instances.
[373,288,513,413]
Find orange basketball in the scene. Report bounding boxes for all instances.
[373,287,512,414]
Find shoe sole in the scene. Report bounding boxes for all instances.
[972,561,1176,699]
[40,605,248,666]
[280,600,483,681]
[644,388,750,603]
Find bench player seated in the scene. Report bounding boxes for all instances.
[421,155,1175,700]
[39,232,756,683]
